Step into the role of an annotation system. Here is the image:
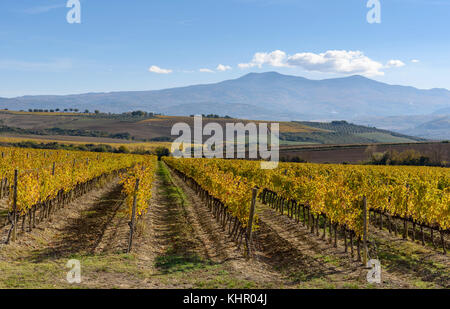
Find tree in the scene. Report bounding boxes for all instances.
[84,109,89,113]
[365,145,377,160]
[94,110,100,114]
[131,110,148,117]
[155,147,170,161]
[117,145,130,153]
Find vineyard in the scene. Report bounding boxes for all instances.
[0,146,156,245]
[163,157,449,256]
[0,148,448,288]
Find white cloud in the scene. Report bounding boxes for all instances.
[238,63,252,69]
[216,64,232,71]
[238,49,406,77]
[148,65,172,74]
[411,59,420,63]
[287,50,385,76]
[385,60,405,68]
[239,50,287,69]
[199,68,214,73]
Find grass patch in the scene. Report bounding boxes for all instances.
[374,237,449,287]
[0,260,65,289]
[155,251,211,274]
[342,282,361,289]
[414,280,436,289]
[0,251,146,288]
[80,210,97,217]
[314,254,341,267]
[158,162,189,207]
[288,270,310,283]
[155,162,214,273]
[297,277,337,289]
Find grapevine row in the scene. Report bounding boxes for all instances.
[163,157,259,252]
[0,146,149,242]
[204,159,449,235]
[163,157,257,228]
[162,158,448,255]
[120,156,158,219]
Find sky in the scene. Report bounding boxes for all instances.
[1,0,449,97]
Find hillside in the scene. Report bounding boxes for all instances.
[1,72,449,122]
[0,111,423,145]
[289,121,425,144]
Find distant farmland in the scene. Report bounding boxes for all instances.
[279,142,449,164]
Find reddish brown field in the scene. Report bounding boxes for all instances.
[0,113,320,141]
[280,142,450,164]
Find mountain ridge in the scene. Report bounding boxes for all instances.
[1,72,449,123]
[4,72,448,98]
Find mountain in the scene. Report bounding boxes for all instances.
[406,115,450,140]
[354,114,450,140]
[1,72,449,122]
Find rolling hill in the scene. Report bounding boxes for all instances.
[0,111,424,145]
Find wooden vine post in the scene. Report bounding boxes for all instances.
[362,195,368,266]
[246,187,258,257]
[11,169,18,242]
[127,178,140,253]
